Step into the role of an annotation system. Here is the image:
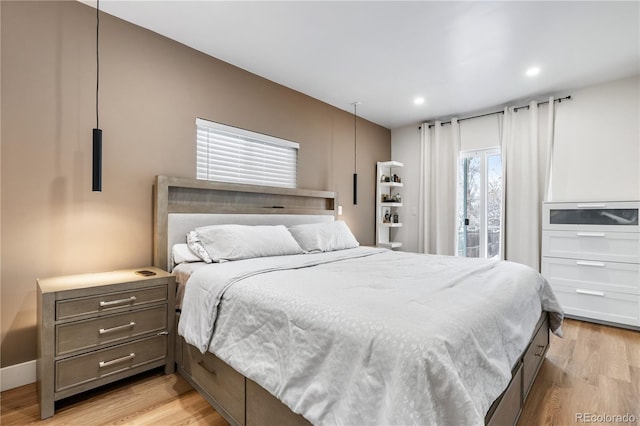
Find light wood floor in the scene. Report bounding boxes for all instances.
[518,318,639,426]
[2,318,638,425]
[0,370,229,426]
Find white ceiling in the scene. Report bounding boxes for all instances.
[89,1,639,129]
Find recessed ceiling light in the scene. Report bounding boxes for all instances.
[414,97,425,105]
[526,67,540,77]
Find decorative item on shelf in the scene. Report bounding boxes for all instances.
[385,176,391,182]
[385,193,402,203]
[380,174,387,183]
[384,210,391,223]
[393,212,399,223]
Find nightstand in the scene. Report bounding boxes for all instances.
[37,267,175,419]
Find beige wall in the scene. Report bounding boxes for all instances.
[0,1,390,367]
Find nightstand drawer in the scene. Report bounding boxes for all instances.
[55,335,167,392]
[56,285,168,320]
[56,305,167,356]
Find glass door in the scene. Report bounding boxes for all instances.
[457,148,502,258]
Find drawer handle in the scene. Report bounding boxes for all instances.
[197,359,217,375]
[576,232,605,237]
[534,344,546,357]
[99,322,136,335]
[99,353,135,368]
[576,260,605,267]
[576,203,606,208]
[100,296,137,307]
[576,289,605,297]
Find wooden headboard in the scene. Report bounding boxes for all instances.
[153,176,337,271]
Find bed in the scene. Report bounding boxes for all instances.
[153,175,563,426]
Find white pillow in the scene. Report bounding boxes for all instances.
[288,221,359,253]
[187,231,213,263]
[195,224,304,262]
[172,243,202,264]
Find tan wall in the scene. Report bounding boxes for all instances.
[0,1,390,367]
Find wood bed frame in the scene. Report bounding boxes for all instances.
[153,175,550,426]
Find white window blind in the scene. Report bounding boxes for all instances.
[196,118,298,188]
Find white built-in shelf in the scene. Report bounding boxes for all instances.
[379,241,403,249]
[379,160,403,168]
[376,161,405,250]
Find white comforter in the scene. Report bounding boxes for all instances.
[179,247,563,425]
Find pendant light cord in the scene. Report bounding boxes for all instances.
[351,101,359,205]
[353,102,357,172]
[96,0,100,129]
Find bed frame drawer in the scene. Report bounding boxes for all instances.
[56,305,167,356]
[183,345,245,425]
[487,362,523,426]
[55,334,167,393]
[56,285,168,320]
[246,379,311,426]
[522,316,549,400]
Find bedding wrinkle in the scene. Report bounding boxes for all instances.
[178,247,563,425]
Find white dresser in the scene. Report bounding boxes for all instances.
[542,201,640,328]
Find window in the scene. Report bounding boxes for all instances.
[457,147,502,258]
[196,118,298,188]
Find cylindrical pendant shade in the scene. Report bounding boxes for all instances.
[92,128,102,192]
[353,173,358,205]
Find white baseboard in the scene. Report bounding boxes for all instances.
[1,359,36,392]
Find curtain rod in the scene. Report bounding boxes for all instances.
[420,95,571,129]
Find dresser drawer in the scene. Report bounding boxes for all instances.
[56,305,167,356]
[522,316,548,401]
[552,284,640,326]
[544,202,639,232]
[183,345,245,425]
[542,257,640,295]
[542,231,640,263]
[56,285,168,320]
[55,334,167,392]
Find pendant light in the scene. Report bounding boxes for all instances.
[351,101,361,205]
[92,0,102,192]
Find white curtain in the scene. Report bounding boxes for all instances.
[418,119,461,255]
[500,97,556,270]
